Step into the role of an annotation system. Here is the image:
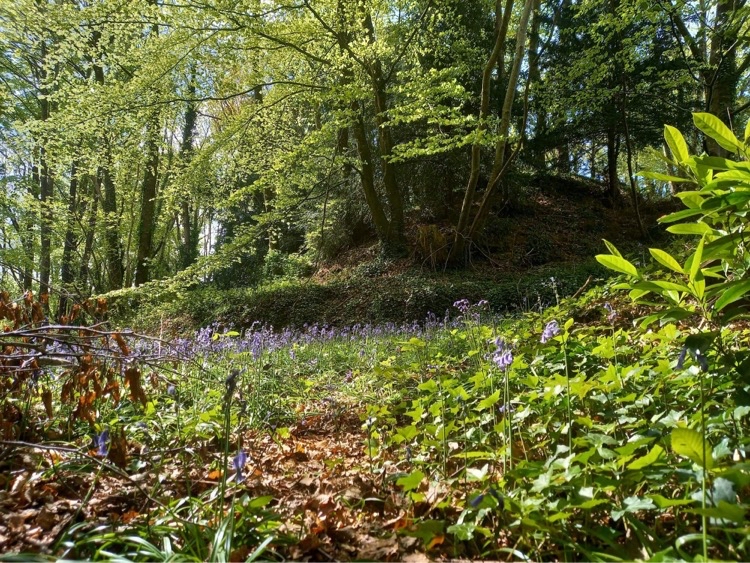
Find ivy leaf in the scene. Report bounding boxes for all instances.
[476,390,501,411]
[671,428,713,469]
[627,444,665,470]
[396,469,425,492]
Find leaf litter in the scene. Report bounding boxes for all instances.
[0,403,455,561]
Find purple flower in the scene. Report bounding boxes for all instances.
[491,338,513,370]
[344,370,353,383]
[453,299,471,314]
[233,450,248,482]
[469,493,485,507]
[167,384,176,396]
[96,430,109,456]
[541,320,560,343]
[604,303,617,322]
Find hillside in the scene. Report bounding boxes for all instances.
[112,173,676,334]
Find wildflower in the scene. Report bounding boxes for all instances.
[604,302,617,322]
[477,299,489,309]
[676,345,709,372]
[96,430,109,456]
[541,320,560,343]
[233,450,248,482]
[167,384,176,396]
[224,369,240,406]
[344,370,353,383]
[453,299,471,314]
[469,493,485,507]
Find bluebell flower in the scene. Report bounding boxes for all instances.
[491,338,513,370]
[96,430,109,456]
[604,303,617,322]
[677,346,688,369]
[233,450,248,482]
[541,320,560,343]
[469,493,485,507]
[167,384,176,396]
[453,299,471,314]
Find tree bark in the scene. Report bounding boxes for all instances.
[449,0,515,263]
[92,40,124,290]
[134,118,160,286]
[469,0,534,240]
[178,90,199,269]
[57,162,79,321]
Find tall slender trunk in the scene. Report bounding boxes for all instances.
[470,0,534,240]
[606,125,621,206]
[93,55,124,289]
[705,0,739,156]
[450,0,515,263]
[362,10,405,254]
[526,0,545,168]
[78,175,98,292]
[58,162,79,320]
[335,0,392,248]
[179,75,199,269]
[38,40,53,303]
[134,118,160,286]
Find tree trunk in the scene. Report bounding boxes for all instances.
[362,10,405,255]
[134,118,160,286]
[38,40,52,304]
[58,162,79,321]
[469,0,534,241]
[178,92,199,269]
[705,0,739,156]
[606,125,621,206]
[78,175,98,293]
[450,0,515,263]
[351,110,391,242]
[93,56,124,289]
[527,0,545,168]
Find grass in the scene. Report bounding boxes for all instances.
[1,279,749,561]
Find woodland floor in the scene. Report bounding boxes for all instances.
[1,402,467,561]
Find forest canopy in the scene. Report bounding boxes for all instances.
[0,0,747,313]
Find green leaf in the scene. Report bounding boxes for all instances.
[664,124,690,163]
[595,254,638,277]
[688,501,746,523]
[648,248,684,274]
[658,208,705,224]
[693,113,742,153]
[689,236,705,283]
[667,223,713,236]
[671,428,713,469]
[627,444,665,470]
[715,279,750,312]
[396,469,425,492]
[649,494,695,509]
[638,170,691,183]
[745,119,750,144]
[476,390,501,411]
[603,239,623,257]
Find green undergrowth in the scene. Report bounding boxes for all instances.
[109,259,606,334]
[18,278,749,561]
